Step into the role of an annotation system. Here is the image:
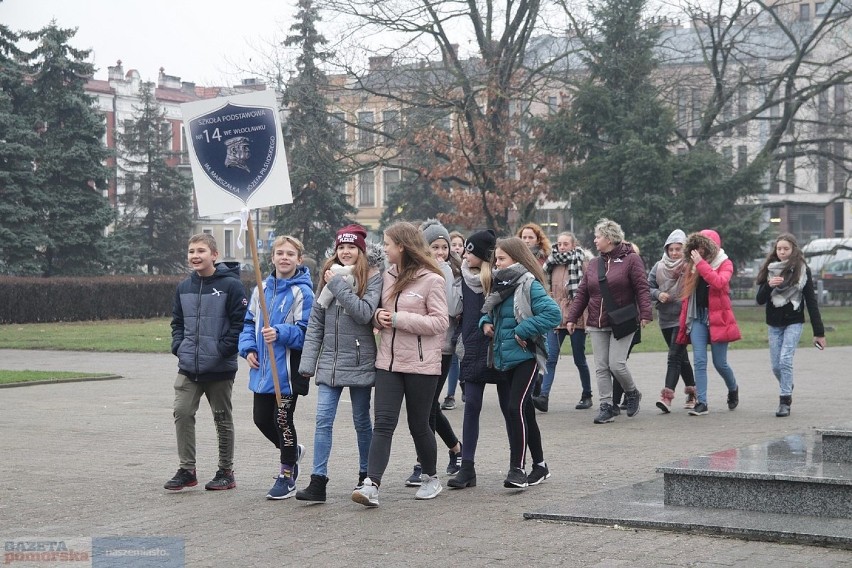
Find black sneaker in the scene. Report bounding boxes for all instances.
[610,403,621,416]
[594,403,617,424]
[204,469,236,490]
[689,402,709,416]
[164,468,197,491]
[575,396,593,410]
[527,463,551,486]
[446,448,461,475]
[503,467,528,488]
[405,464,423,487]
[532,395,549,412]
[727,388,739,410]
[354,471,368,490]
[625,389,642,417]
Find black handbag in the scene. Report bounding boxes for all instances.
[597,258,639,340]
[289,349,310,396]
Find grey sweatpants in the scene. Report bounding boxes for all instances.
[589,328,637,405]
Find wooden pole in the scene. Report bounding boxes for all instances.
[246,214,283,407]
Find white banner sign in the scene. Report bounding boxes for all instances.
[180,90,291,216]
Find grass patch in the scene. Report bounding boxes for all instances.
[0,306,848,355]
[0,370,111,385]
[0,318,172,353]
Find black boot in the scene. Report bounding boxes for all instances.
[295,474,328,502]
[776,395,792,417]
[532,394,549,412]
[447,460,476,489]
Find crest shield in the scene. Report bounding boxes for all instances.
[188,101,279,203]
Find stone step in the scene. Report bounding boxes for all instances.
[657,433,852,519]
[818,428,852,463]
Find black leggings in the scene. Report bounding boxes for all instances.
[460,380,510,462]
[662,326,695,390]
[253,393,299,465]
[506,359,544,470]
[429,355,460,449]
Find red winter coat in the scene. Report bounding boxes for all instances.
[676,257,741,345]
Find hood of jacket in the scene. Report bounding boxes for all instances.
[601,241,635,261]
[264,264,313,290]
[191,261,242,285]
[664,229,687,253]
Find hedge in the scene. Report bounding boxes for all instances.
[0,274,259,324]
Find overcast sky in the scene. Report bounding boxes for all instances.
[1,0,297,85]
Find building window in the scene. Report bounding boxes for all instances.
[160,122,172,150]
[722,146,733,169]
[789,205,824,243]
[676,88,688,138]
[358,170,375,207]
[547,96,558,115]
[358,111,374,148]
[816,2,827,17]
[330,112,346,145]
[736,87,748,136]
[202,228,213,235]
[245,230,252,257]
[691,89,702,136]
[383,169,400,201]
[224,229,233,258]
[382,110,399,142]
[800,3,811,21]
[818,143,830,193]
[769,161,781,194]
[835,141,847,193]
[785,156,796,193]
[835,202,845,237]
[737,145,748,170]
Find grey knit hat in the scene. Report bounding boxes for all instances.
[420,219,451,246]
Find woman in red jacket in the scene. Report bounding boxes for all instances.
[676,230,741,416]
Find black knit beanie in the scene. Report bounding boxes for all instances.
[464,229,497,261]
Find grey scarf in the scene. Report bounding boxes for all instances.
[461,259,484,294]
[768,260,807,309]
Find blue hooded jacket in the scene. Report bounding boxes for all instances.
[239,265,314,395]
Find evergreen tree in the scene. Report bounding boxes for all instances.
[275,0,354,260]
[111,81,193,274]
[23,23,112,276]
[539,0,766,264]
[0,25,45,274]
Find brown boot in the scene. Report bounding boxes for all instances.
[683,386,697,409]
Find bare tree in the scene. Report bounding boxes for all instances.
[317,0,580,232]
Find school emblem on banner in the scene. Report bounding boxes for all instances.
[181,90,292,217]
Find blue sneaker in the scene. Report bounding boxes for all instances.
[267,444,305,500]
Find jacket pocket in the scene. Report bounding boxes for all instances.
[417,336,423,361]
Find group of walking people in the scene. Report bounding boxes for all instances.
[164,217,827,507]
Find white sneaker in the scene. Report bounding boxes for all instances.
[415,474,443,500]
[352,477,379,507]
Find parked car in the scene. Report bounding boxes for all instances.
[802,237,852,273]
[821,258,852,279]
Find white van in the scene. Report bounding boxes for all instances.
[801,238,852,273]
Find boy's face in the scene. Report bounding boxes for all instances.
[188,242,218,277]
[273,242,302,279]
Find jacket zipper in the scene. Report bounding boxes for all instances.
[331,304,340,386]
[598,257,606,328]
[417,336,423,361]
[194,276,203,375]
[355,338,361,366]
[388,292,400,372]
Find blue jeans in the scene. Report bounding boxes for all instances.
[689,309,738,405]
[311,383,373,477]
[768,323,803,397]
[541,329,592,398]
[445,353,460,397]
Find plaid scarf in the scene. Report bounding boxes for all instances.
[544,249,585,298]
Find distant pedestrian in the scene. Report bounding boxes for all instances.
[352,222,449,507]
[165,233,247,492]
[756,233,826,417]
[533,231,593,412]
[649,229,696,413]
[239,236,314,499]
[676,230,741,416]
[566,219,652,425]
[442,230,467,410]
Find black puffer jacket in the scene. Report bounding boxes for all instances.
[458,279,506,384]
[171,262,248,381]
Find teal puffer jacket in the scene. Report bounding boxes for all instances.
[480,279,561,372]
